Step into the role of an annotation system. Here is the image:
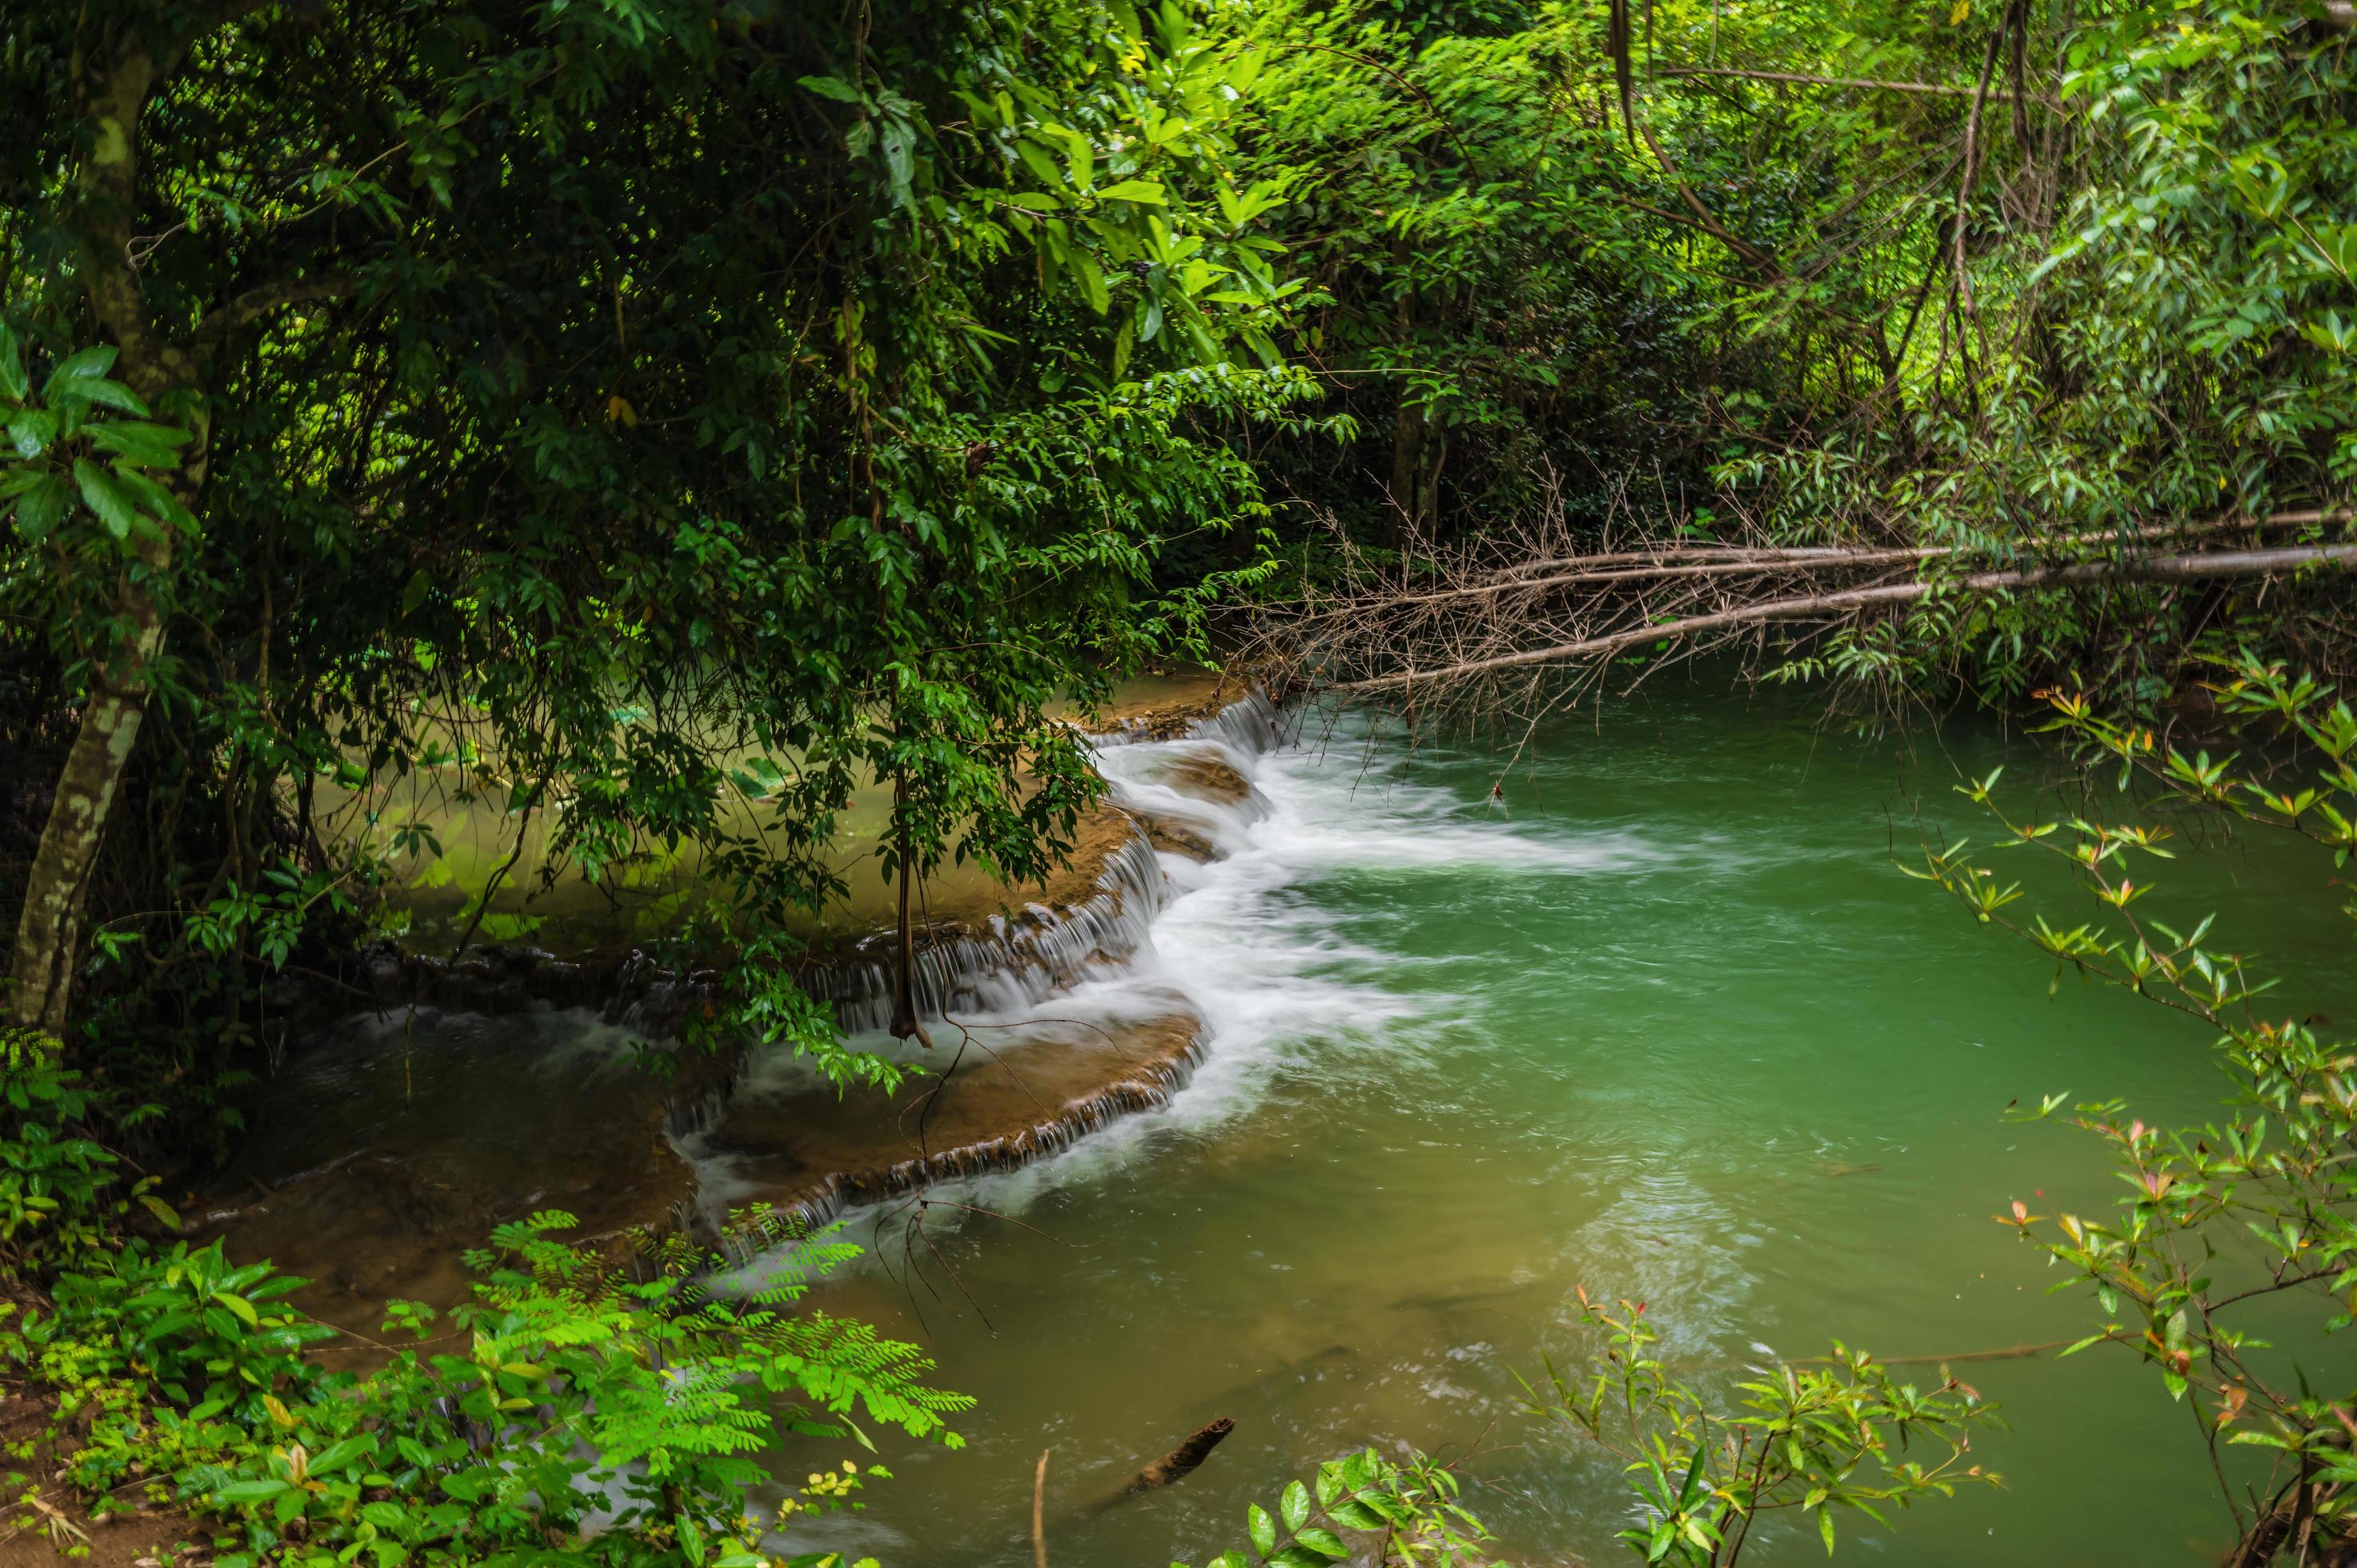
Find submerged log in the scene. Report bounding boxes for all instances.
[1126,1417,1235,1492]
[1087,1417,1235,1510]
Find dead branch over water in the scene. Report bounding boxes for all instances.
[1251,494,2355,713]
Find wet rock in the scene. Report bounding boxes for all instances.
[1140,818,1218,861]
[1161,754,1253,806]
[700,1005,1208,1250]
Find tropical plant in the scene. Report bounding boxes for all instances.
[1914,651,2357,1559]
[1522,1292,1997,1564]
[6,1210,965,1567]
[1175,1445,1499,1567]
[0,1026,174,1272]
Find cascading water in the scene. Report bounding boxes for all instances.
[211,687,1295,1322]
[802,688,1291,1032]
[683,692,1310,1247]
[695,694,1666,1266]
[801,834,1172,1036]
[218,681,2357,1567]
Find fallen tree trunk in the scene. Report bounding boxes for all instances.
[1659,64,2063,106]
[1331,548,1934,613]
[1341,543,2357,693]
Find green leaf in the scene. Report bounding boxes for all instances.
[50,377,150,417]
[1071,252,1110,315]
[10,410,57,458]
[1098,179,1167,204]
[85,420,191,469]
[71,458,140,540]
[1280,1478,1310,1533]
[114,468,197,533]
[1294,1527,1348,1559]
[1247,1502,1275,1556]
[0,323,26,402]
[310,1435,378,1474]
[218,1290,261,1326]
[798,74,862,102]
[46,346,118,388]
[212,1479,291,1505]
[1820,1506,1836,1554]
[879,119,915,202]
[1016,139,1064,191]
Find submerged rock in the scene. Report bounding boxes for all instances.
[199,1006,696,1338]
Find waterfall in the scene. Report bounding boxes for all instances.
[689,690,1293,1254]
[801,832,1170,1035]
[794,690,1284,1038]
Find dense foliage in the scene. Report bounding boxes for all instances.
[0,0,1303,1136]
[4,0,2349,1149]
[4,0,2356,1562]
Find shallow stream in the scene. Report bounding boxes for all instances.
[746,686,2357,1566]
[248,682,2357,1566]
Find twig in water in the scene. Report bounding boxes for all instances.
[1033,1448,1051,1568]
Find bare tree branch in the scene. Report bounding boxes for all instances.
[1659,66,2062,110]
[1339,545,2357,693]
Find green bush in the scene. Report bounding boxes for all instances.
[1,1027,964,1567]
[7,1211,965,1566]
[0,1027,174,1270]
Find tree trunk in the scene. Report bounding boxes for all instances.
[1388,393,1423,543]
[1414,419,1446,538]
[10,675,156,1035]
[886,768,933,1047]
[6,38,205,1036]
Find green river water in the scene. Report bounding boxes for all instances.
[742,684,2357,1566]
